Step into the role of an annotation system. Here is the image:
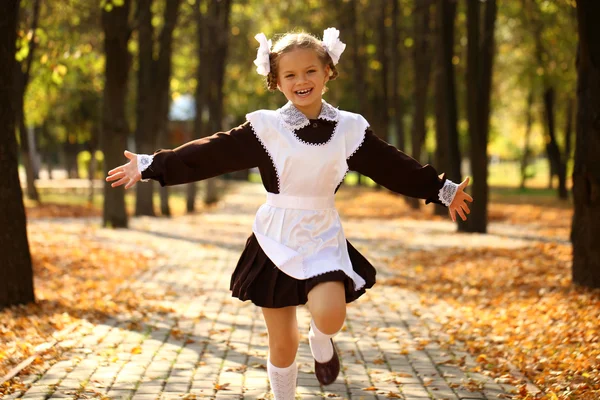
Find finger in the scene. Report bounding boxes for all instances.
[459,176,471,189]
[449,207,456,222]
[108,165,124,175]
[123,150,137,160]
[111,176,129,188]
[456,207,467,221]
[124,179,135,190]
[463,192,474,203]
[461,202,471,215]
[106,171,125,182]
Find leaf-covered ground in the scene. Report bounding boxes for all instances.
[7,186,598,399]
[0,223,157,395]
[336,187,600,400]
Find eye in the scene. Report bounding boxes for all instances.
[285,74,294,78]
[308,69,316,74]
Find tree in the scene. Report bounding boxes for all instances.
[433,0,462,217]
[15,0,42,202]
[0,0,35,308]
[519,86,534,190]
[134,0,182,217]
[374,0,390,144]
[101,0,132,228]
[522,0,570,199]
[407,0,435,210]
[391,0,405,152]
[190,0,232,207]
[572,0,600,288]
[463,0,497,233]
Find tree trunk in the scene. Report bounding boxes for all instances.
[189,0,209,213]
[375,0,390,143]
[134,0,156,217]
[40,120,55,180]
[64,140,79,178]
[520,87,534,190]
[101,0,132,228]
[462,0,497,233]
[154,0,182,217]
[15,0,42,202]
[18,100,38,201]
[523,0,568,199]
[203,0,231,205]
[88,149,97,204]
[408,0,434,209]
[434,0,461,217]
[391,0,405,151]
[572,0,600,289]
[336,0,367,186]
[543,87,568,199]
[352,0,368,186]
[0,0,35,309]
[564,96,574,169]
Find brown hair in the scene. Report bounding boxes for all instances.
[265,32,339,92]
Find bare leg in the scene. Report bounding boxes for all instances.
[262,306,299,400]
[306,281,346,385]
[262,306,299,366]
[307,281,346,335]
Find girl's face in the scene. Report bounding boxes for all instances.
[277,48,330,116]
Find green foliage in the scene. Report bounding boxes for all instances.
[77,150,105,179]
[101,0,125,12]
[19,0,579,188]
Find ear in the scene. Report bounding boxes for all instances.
[324,64,331,83]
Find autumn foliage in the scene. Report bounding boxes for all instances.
[337,188,600,399]
[3,188,599,399]
[0,216,156,396]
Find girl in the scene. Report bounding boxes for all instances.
[106,28,472,400]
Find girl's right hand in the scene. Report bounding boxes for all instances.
[105,150,141,190]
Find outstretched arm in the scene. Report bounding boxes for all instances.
[347,128,472,220]
[106,122,262,188]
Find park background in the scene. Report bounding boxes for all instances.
[1,0,600,399]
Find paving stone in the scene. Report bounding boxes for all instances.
[17,183,540,400]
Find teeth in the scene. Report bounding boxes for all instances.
[296,88,311,94]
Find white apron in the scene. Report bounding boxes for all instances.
[246,101,369,291]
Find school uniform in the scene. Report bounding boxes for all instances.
[138,100,457,308]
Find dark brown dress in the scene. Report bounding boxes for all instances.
[141,117,448,308]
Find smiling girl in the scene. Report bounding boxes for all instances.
[106,28,473,399]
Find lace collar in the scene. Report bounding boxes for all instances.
[278,100,339,131]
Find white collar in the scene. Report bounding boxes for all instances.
[278,100,339,131]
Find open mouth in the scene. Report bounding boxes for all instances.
[295,88,313,97]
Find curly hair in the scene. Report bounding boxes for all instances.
[265,32,339,92]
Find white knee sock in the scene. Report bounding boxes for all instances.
[267,358,297,400]
[308,319,339,363]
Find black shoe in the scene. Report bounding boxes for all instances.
[314,338,340,386]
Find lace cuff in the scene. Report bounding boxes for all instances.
[438,179,459,207]
[137,154,154,182]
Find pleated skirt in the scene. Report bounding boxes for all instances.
[230,233,377,308]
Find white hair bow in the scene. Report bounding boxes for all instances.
[253,33,272,76]
[322,27,346,65]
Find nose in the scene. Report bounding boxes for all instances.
[298,72,309,83]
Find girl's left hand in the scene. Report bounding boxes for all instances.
[449,177,473,222]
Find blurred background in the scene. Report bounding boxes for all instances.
[5,0,596,282]
[10,0,578,226]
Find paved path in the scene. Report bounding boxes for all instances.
[11,182,534,400]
